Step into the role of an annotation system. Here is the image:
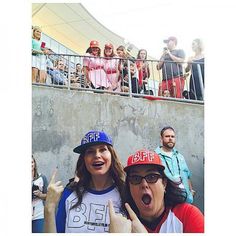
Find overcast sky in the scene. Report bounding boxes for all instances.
[80,0,210,59]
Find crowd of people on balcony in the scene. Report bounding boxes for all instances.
[32,26,204,101]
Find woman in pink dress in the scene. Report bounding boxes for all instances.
[103,43,120,92]
[83,40,110,90]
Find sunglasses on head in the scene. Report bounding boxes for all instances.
[128,173,162,185]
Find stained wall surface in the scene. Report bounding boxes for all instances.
[32,86,204,212]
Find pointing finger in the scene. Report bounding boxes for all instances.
[125,203,138,221]
[49,168,58,184]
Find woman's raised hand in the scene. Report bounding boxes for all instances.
[108,200,132,233]
[45,169,64,211]
[108,200,148,233]
[125,203,148,233]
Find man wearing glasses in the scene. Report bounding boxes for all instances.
[155,126,195,203]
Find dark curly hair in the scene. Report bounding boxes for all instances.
[125,166,187,217]
[68,145,126,213]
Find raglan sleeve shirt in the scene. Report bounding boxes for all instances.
[56,188,73,233]
[174,203,204,233]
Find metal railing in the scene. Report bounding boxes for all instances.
[32,53,204,104]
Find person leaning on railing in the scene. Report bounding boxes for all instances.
[136,49,150,94]
[156,36,186,99]
[116,46,140,94]
[103,43,120,92]
[47,60,68,85]
[32,26,51,84]
[116,45,129,91]
[83,40,110,90]
[73,63,86,88]
[184,38,204,101]
[120,60,140,94]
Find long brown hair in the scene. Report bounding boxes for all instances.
[32,155,39,179]
[116,45,128,59]
[136,49,148,60]
[69,145,126,213]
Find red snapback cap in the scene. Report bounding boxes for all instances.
[124,149,165,172]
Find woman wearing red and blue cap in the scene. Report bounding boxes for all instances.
[109,149,204,233]
[44,130,126,233]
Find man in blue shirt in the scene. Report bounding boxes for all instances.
[155,126,195,203]
[47,60,68,85]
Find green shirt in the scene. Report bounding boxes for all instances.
[155,146,193,203]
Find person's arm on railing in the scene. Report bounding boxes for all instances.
[32,49,44,55]
[32,47,51,56]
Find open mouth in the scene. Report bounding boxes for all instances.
[92,162,104,167]
[142,194,152,205]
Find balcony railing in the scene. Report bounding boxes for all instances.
[32,53,204,104]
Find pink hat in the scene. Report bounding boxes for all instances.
[90,40,100,48]
[105,43,113,49]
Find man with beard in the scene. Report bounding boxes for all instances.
[155,126,195,203]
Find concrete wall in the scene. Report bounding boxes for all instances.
[32,86,204,212]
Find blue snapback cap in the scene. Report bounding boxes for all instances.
[73,130,113,154]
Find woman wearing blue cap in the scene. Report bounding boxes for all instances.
[44,130,126,233]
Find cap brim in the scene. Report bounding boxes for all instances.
[163,40,169,43]
[73,142,111,154]
[124,163,165,172]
